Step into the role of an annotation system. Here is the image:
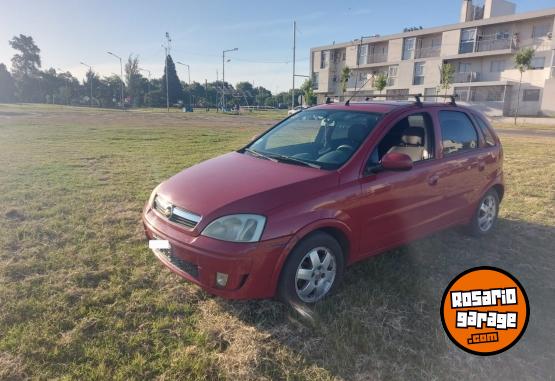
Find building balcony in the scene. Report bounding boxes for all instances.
[459,37,516,54]
[454,72,480,83]
[360,53,388,65]
[415,46,441,59]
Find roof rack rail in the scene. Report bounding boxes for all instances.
[362,93,458,106]
[422,94,458,106]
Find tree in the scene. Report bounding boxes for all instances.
[161,55,183,105]
[373,73,387,95]
[514,47,535,125]
[340,66,351,95]
[0,64,16,102]
[300,79,317,106]
[9,34,41,76]
[439,63,455,98]
[125,54,143,107]
[9,34,42,102]
[236,82,255,105]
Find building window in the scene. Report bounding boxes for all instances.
[387,65,398,86]
[424,87,438,100]
[402,38,416,60]
[531,57,546,70]
[532,24,551,39]
[320,51,329,69]
[439,111,479,155]
[312,73,319,90]
[386,88,410,100]
[454,87,470,102]
[358,45,368,65]
[460,28,477,54]
[523,89,540,102]
[413,62,425,85]
[490,60,505,72]
[458,62,472,73]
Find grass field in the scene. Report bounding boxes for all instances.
[1,104,554,380]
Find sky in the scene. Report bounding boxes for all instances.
[1,0,554,93]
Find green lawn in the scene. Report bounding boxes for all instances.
[0,104,554,380]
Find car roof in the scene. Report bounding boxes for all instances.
[310,101,474,115]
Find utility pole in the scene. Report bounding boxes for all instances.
[292,20,296,110]
[177,61,192,109]
[80,62,93,107]
[163,32,172,112]
[107,52,124,111]
[222,48,238,111]
[205,78,208,111]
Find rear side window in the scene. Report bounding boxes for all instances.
[439,111,478,156]
[474,115,496,147]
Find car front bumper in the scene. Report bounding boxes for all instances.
[142,208,290,299]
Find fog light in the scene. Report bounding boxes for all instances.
[216,272,229,287]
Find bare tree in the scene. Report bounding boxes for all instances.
[514,48,535,125]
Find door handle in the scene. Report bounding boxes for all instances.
[428,174,439,186]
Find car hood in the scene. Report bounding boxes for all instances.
[157,151,337,223]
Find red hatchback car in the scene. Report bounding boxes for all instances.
[143,99,504,304]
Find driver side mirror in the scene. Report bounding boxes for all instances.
[381,152,413,171]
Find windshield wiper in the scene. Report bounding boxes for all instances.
[265,153,322,169]
[244,148,278,162]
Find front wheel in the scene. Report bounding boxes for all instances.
[467,189,500,237]
[278,232,344,305]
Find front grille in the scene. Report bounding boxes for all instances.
[157,248,199,278]
[153,195,201,229]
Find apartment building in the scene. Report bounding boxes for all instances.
[310,0,555,116]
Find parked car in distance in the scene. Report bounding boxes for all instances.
[288,105,309,115]
[143,100,504,305]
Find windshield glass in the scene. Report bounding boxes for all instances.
[247,109,382,169]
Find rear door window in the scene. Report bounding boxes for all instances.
[473,115,496,147]
[438,111,479,156]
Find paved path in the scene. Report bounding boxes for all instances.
[495,128,555,138]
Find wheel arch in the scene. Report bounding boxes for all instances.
[492,183,504,202]
[269,219,354,296]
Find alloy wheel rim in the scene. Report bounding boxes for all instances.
[295,246,336,303]
[478,195,497,232]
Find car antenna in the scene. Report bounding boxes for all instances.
[345,75,373,106]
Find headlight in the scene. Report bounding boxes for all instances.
[148,185,161,208]
[201,214,266,243]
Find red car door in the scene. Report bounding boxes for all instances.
[353,111,446,258]
[428,109,485,225]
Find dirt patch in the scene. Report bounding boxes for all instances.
[5,209,25,222]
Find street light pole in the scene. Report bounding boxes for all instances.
[108,52,124,111]
[177,61,191,109]
[162,32,172,112]
[80,62,93,107]
[222,48,238,111]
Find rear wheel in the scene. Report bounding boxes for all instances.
[278,232,344,305]
[468,189,499,237]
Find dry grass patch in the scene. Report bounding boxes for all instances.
[0,104,554,380]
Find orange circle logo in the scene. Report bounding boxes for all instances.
[441,267,529,356]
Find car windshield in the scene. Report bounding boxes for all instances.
[246,109,382,169]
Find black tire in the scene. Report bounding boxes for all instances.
[278,231,345,305]
[467,188,500,237]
